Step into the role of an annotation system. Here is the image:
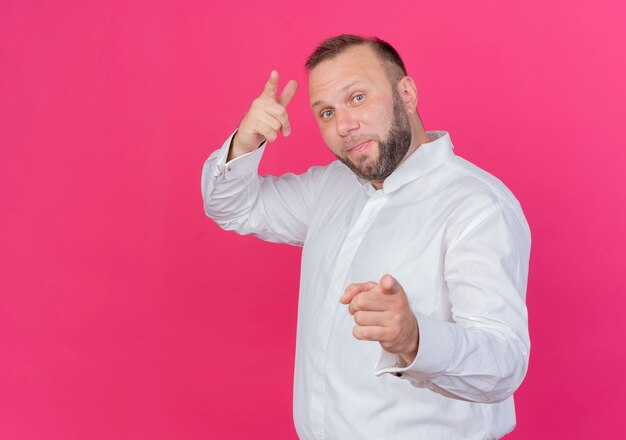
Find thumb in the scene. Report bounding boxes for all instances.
[379,274,402,294]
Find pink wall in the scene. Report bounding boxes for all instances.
[2,0,625,438]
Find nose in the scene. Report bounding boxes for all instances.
[335,109,359,137]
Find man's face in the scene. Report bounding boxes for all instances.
[308,45,412,181]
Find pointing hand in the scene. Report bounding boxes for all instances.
[230,70,298,160]
[341,274,420,365]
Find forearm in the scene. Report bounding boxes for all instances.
[201,131,318,246]
[201,130,266,229]
[407,314,528,403]
[376,206,531,403]
[376,315,528,403]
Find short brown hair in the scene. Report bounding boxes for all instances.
[305,34,407,84]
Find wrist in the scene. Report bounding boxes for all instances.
[227,133,244,162]
[398,348,417,367]
[228,131,262,162]
[398,320,420,366]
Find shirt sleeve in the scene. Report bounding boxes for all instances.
[374,204,531,404]
[201,130,322,246]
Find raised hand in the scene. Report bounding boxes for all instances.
[229,70,298,161]
[341,274,420,365]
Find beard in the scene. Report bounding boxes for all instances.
[335,91,413,182]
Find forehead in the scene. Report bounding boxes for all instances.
[308,45,389,104]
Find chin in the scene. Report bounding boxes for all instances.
[353,158,379,176]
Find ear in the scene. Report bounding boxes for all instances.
[396,76,418,114]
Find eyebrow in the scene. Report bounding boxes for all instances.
[311,81,362,108]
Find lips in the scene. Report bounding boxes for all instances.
[347,140,371,154]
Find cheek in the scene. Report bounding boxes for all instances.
[367,104,394,131]
[356,96,394,130]
[318,124,341,154]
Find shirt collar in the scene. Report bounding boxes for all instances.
[358,130,455,195]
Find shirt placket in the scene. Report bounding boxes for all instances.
[309,189,390,439]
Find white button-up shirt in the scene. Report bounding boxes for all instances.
[201,130,531,440]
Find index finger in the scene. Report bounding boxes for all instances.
[341,281,377,304]
[262,70,279,99]
[348,290,392,314]
[277,79,298,108]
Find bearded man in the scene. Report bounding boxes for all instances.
[201,34,531,440]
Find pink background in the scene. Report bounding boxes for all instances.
[2,0,625,438]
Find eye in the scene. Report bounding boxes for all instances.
[352,94,365,103]
[320,109,334,120]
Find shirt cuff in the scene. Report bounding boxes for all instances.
[214,129,267,180]
[374,312,455,381]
